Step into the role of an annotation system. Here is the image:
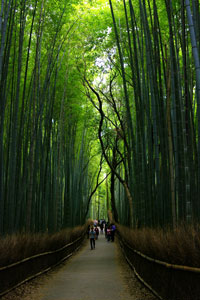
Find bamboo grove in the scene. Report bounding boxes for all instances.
[84,0,200,229]
[106,0,200,228]
[0,0,102,235]
[1,0,200,235]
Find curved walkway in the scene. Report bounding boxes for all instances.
[2,233,157,300]
[39,233,133,300]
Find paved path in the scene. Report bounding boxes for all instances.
[37,233,134,300]
[2,233,157,300]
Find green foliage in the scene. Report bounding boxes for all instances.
[1,0,200,235]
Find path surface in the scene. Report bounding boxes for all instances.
[2,233,157,300]
[39,233,134,300]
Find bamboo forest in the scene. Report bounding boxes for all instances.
[1,0,200,236]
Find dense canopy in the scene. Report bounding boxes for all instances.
[0,0,200,235]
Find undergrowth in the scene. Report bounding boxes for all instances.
[0,220,92,268]
[117,223,200,267]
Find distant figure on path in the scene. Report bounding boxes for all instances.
[89,226,96,250]
[100,223,104,233]
[94,226,99,239]
[107,226,111,242]
[111,224,116,242]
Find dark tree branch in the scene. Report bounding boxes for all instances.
[84,154,110,218]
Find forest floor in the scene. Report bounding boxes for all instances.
[1,233,157,300]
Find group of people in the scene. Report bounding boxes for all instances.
[87,221,116,250]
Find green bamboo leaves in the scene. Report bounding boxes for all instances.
[107,0,200,228]
[0,0,96,235]
[1,0,200,235]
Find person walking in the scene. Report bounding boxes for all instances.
[107,225,111,242]
[94,226,99,239]
[89,226,96,250]
[100,222,104,234]
[111,223,116,242]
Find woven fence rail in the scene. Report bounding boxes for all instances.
[0,233,85,297]
[118,233,200,300]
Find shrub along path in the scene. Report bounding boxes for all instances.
[2,232,157,300]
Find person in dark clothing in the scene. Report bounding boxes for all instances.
[111,224,116,242]
[94,226,99,239]
[100,223,104,233]
[89,227,96,250]
[107,225,111,242]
